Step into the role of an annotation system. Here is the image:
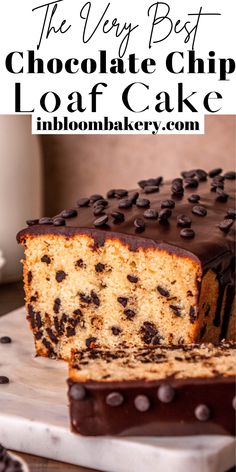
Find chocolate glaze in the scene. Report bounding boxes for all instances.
[68,375,235,436]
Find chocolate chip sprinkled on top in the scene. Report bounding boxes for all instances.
[177,214,192,228]
[157,285,170,297]
[226,209,236,220]
[180,228,195,239]
[70,384,86,400]
[53,217,66,226]
[188,194,200,203]
[208,168,222,178]
[143,209,158,219]
[117,296,128,307]
[0,376,9,384]
[106,392,124,407]
[0,336,12,344]
[77,197,90,207]
[136,198,150,208]
[111,211,125,223]
[94,215,108,227]
[134,218,145,231]
[118,198,133,209]
[218,219,234,232]
[39,217,53,225]
[161,199,175,209]
[224,171,236,180]
[61,209,78,219]
[55,270,67,283]
[26,218,39,226]
[127,275,139,283]
[192,205,207,217]
[194,404,210,421]
[159,209,172,221]
[157,384,175,403]
[144,185,159,194]
[134,395,150,412]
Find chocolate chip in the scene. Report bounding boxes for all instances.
[170,305,182,317]
[26,218,39,226]
[134,395,150,412]
[180,228,195,239]
[111,211,125,223]
[181,170,196,179]
[192,205,207,216]
[91,291,100,307]
[39,217,53,225]
[188,194,200,203]
[226,209,236,220]
[66,326,76,337]
[140,321,163,345]
[94,215,108,227]
[224,171,236,180]
[218,219,234,232]
[211,181,224,192]
[114,189,128,198]
[127,275,138,283]
[195,169,208,181]
[53,217,65,226]
[216,189,229,202]
[79,293,92,304]
[159,209,172,221]
[36,312,42,329]
[95,263,106,273]
[118,198,133,209]
[106,392,124,407]
[161,199,175,209]
[144,185,159,194]
[184,178,198,188]
[75,259,86,269]
[143,209,158,219]
[77,197,90,207]
[73,309,83,317]
[194,404,210,421]
[177,214,192,228]
[89,194,103,204]
[136,198,150,208]
[35,331,43,340]
[41,255,51,265]
[208,168,222,178]
[171,179,184,196]
[0,336,12,344]
[94,199,108,208]
[85,337,97,348]
[232,396,236,410]
[107,189,116,198]
[93,206,105,216]
[56,270,67,282]
[157,384,175,403]
[46,328,58,344]
[124,309,136,320]
[157,286,170,297]
[70,384,86,400]
[111,326,122,336]
[28,271,33,284]
[117,297,128,307]
[134,218,145,231]
[129,192,139,203]
[0,376,9,384]
[189,306,197,323]
[61,209,77,218]
[138,177,162,189]
[53,298,61,315]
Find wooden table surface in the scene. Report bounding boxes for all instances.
[1,282,235,472]
[0,281,99,472]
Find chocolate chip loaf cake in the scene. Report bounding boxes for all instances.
[17,169,235,360]
[68,342,236,436]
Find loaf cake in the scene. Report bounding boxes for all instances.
[17,169,235,360]
[68,341,236,436]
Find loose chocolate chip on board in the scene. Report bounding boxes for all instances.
[76,197,90,207]
[192,205,207,216]
[188,194,200,203]
[134,395,150,412]
[208,168,222,178]
[61,209,78,218]
[171,179,184,196]
[111,211,125,223]
[181,170,196,179]
[136,198,150,208]
[127,274,139,283]
[93,205,105,216]
[117,296,128,307]
[216,189,229,202]
[170,305,182,317]
[195,169,208,181]
[41,255,51,265]
[134,218,145,231]
[124,309,136,320]
[218,219,234,232]
[53,298,61,314]
[56,270,67,282]
[0,336,12,344]
[70,384,86,400]
[94,215,109,227]
[226,209,236,220]
[159,209,172,221]
[94,199,108,208]
[95,263,106,273]
[90,194,104,204]
[157,384,175,403]
[106,392,124,406]
[144,185,159,194]
[184,178,198,188]
[224,171,236,180]
[144,209,158,219]
[111,326,122,336]
[118,198,133,209]
[194,404,210,421]
[39,217,53,225]
[106,189,116,198]
[53,217,66,226]
[86,337,97,348]
[129,192,139,203]
[114,189,128,198]
[157,286,170,297]
[180,228,195,239]
[161,199,175,209]
[28,271,33,284]
[26,218,39,226]
[177,214,192,228]
[211,181,224,192]
[0,376,9,384]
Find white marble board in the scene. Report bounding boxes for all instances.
[0,308,235,472]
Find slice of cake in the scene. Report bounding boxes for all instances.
[17,170,235,360]
[68,342,236,436]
